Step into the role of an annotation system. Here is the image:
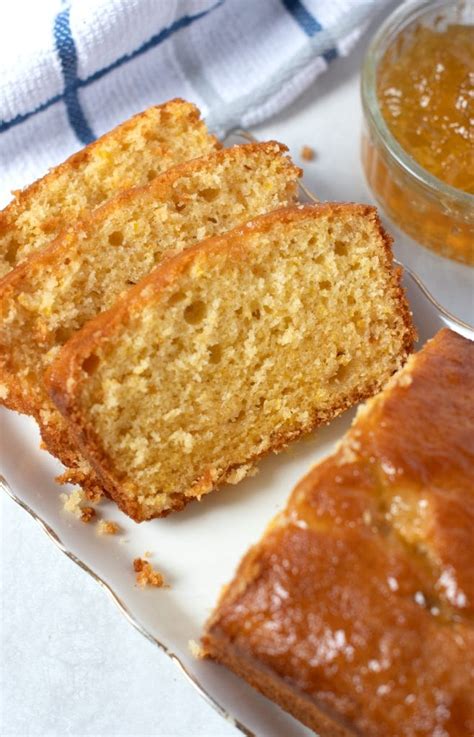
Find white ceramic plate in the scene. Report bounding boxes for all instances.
[1,167,473,737]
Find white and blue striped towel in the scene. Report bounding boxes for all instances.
[0,0,385,206]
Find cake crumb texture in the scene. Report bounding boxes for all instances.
[203,329,474,737]
[48,202,414,521]
[0,141,300,494]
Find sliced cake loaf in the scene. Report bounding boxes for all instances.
[202,329,474,737]
[0,142,300,486]
[47,204,415,521]
[0,99,219,277]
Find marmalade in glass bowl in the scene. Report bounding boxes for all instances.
[361,1,474,265]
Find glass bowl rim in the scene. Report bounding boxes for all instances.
[361,0,474,208]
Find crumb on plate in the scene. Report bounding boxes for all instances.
[133,558,167,588]
[56,466,104,504]
[188,639,205,659]
[60,486,103,521]
[80,506,96,523]
[300,145,315,161]
[60,489,86,518]
[97,520,120,535]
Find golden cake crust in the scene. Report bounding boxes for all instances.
[0,99,211,211]
[203,329,474,736]
[47,203,415,521]
[0,99,220,275]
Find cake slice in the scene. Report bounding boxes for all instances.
[0,99,219,277]
[202,329,474,737]
[0,142,300,490]
[47,203,414,521]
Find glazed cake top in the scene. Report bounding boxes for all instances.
[207,329,474,737]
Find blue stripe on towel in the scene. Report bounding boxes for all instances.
[281,0,338,63]
[0,2,223,137]
[0,94,63,135]
[54,6,95,144]
[80,1,224,89]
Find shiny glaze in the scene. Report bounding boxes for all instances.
[210,330,474,736]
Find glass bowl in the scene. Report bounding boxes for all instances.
[361,0,474,266]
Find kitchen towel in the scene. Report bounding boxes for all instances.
[0,0,386,204]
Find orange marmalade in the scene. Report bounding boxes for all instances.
[378,25,473,194]
[362,7,474,265]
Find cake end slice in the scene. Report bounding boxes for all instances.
[202,329,474,737]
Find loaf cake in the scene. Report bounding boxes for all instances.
[47,204,414,521]
[202,328,474,737]
[0,142,300,490]
[0,99,219,277]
